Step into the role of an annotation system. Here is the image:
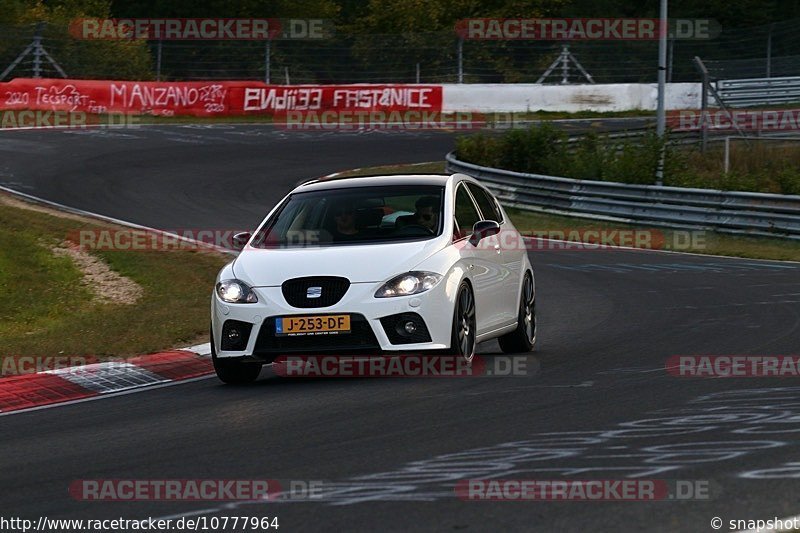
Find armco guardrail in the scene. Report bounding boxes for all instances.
[446,152,800,240]
[716,76,800,108]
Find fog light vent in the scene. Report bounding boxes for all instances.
[379,313,431,345]
[221,320,253,351]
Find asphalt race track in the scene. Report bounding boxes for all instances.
[2,123,800,532]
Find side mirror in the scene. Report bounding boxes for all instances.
[469,220,500,246]
[232,231,252,251]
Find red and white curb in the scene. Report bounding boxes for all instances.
[0,343,213,415]
[0,186,233,416]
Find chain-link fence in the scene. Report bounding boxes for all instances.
[2,18,799,83]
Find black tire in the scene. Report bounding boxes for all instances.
[211,329,262,384]
[498,272,536,354]
[448,281,476,362]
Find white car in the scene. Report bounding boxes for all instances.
[210,173,536,383]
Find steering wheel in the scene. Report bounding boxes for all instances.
[395,224,435,236]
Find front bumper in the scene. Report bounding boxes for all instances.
[211,279,454,360]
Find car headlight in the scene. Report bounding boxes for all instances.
[375,271,442,298]
[216,279,258,303]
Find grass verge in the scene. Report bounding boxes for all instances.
[0,194,228,357]
[333,161,800,262]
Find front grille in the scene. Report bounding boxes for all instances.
[380,313,432,344]
[281,276,350,308]
[254,314,380,356]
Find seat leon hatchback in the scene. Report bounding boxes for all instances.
[210,173,536,383]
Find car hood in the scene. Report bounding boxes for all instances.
[232,239,445,286]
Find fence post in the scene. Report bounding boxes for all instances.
[766,23,774,78]
[693,56,710,153]
[156,38,163,81]
[265,39,271,84]
[416,62,420,83]
[655,0,668,186]
[32,23,43,78]
[667,37,674,82]
[724,137,731,174]
[457,37,463,83]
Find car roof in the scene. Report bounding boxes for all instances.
[296,173,462,192]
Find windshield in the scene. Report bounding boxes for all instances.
[251,184,445,247]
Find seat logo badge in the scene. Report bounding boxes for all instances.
[307,286,322,299]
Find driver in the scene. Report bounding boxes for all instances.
[411,196,440,231]
[331,201,360,240]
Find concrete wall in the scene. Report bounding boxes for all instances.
[442,83,701,113]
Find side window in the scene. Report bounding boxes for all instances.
[467,183,502,223]
[454,185,482,239]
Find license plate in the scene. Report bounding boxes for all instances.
[275,315,351,336]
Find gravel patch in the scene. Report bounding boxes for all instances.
[51,241,143,305]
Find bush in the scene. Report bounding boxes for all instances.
[666,142,800,194]
[601,132,664,184]
[497,124,566,175]
[455,132,501,169]
[567,132,605,180]
[455,123,567,175]
[456,124,663,183]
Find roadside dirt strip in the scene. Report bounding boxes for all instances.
[0,346,212,414]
